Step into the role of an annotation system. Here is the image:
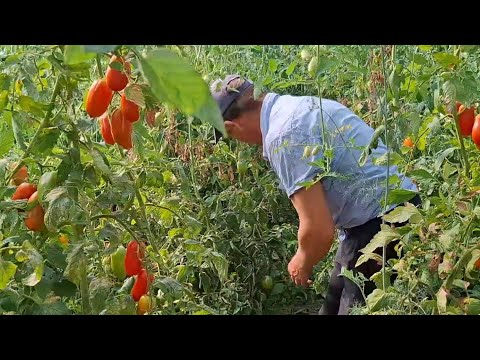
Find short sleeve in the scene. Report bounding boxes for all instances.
[267,131,324,197]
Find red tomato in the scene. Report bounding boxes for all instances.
[99,113,115,145]
[120,93,140,123]
[12,182,37,200]
[457,103,475,137]
[125,240,144,277]
[85,79,113,118]
[25,191,45,232]
[471,114,480,149]
[106,55,130,92]
[110,108,133,150]
[131,268,148,301]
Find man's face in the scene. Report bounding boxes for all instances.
[224,113,261,145]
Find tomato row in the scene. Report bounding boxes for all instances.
[85,55,141,150]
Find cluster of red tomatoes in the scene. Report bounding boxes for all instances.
[124,240,154,314]
[10,165,45,232]
[85,55,142,150]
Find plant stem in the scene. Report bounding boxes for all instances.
[91,214,138,240]
[96,55,103,78]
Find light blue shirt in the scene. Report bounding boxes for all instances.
[260,93,417,230]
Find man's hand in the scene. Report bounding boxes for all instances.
[288,182,335,287]
[288,250,313,287]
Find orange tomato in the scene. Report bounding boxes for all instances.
[403,137,414,148]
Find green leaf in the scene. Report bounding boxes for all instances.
[386,189,418,205]
[83,45,118,53]
[271,283,286,296]
[31,299,71,315]
[360,225,400,254]
[268,59,278,73]
[19,240,44,287]
[373,151,403,166]
[412,54,428,65]
[0,258,17,290]
[434,148,456,172]
[64,243,86,286]
[465,249,480,280]
[137,48,226,136]
[90,148,112,179]
[44,196,74,232]
[89,277,114,314]
[18,96,47,117]
[465,298,480,315]
[442,81,456,107]
[286,61,297,76]
[355,253,383,268]
[407,169,435,181]
[366,289,387,312]
[30,127,60,156]
[124,84,145,108]
[52,278,77,297]
[433,53,461,69]
[45,187,68,203]
[418,45,433,52]
[383,203,421,224]
[442,162,457,180]
[63,45,96,65]
[35,266,57,300]
[210,252,228,282]
[0,90,8,111]
[0,119,15,157]
[417,115,434,151]
[157,277,184,299]
[11,112,26,151]
[370,270,392,290]
[44,243,67,271]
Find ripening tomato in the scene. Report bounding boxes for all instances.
[475,258,480,269]
[471,114,480,149]
[403,137,414,148]
[457,104,475,137]
[25,191,45,232]
[12,182,37,200]
[59,234,69,245]
[85,79,113,118]
[12,164,28,185]
[131,268,149,301]
[106,55,130,92]
[125,240,144,277]
[110,108,133,150]
[137,295,153,315]
[99,113,115,145]
[120,93,140,123]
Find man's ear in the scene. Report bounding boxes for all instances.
[224,120,239,137]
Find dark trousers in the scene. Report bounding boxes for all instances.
[319,196,421,315]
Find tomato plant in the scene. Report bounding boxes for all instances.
[3,44,480,316]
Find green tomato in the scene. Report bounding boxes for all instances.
[111,246,127,281]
